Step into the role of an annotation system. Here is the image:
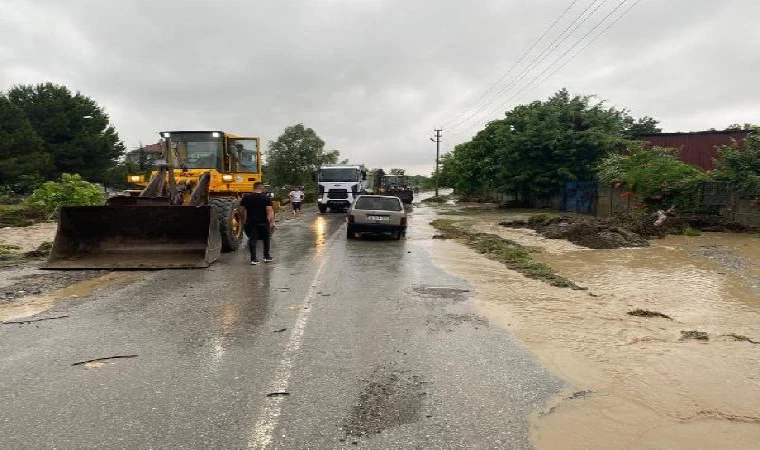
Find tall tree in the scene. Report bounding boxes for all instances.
[0,95,52,193]
[623,115,662,136]
[266,124,340,186]
[441,89,641,198]
[6,83,124,184]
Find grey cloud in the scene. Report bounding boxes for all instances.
[2,0,758,175]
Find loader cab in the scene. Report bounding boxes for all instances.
[160,131,261,174]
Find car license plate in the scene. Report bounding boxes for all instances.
[368,215,389,221]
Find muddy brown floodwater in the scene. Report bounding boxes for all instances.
[421,208,760,449]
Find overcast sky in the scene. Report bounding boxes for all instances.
[2,0,758,175]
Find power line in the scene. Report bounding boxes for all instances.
[447,0,609,133]
[440,0,581,129]
[484,0,638,119]
[522,0,646,95]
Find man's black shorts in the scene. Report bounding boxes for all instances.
[292,202,302,211]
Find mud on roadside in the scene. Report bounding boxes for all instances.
[425,207,760,449]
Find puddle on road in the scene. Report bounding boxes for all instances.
[425,209,760,449]
[0,271,147,322]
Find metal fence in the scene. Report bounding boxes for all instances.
[486,181,760,227]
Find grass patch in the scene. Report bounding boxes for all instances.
[627,309,673,320]
[0,204,48,227]
[527,213,561,227]
[439,207,498,216]
[430,218,582,289]
[421,195,449,204]
[0,244,21,255]
[682,226,702,236]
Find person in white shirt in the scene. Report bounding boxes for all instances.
[289,187,305,217]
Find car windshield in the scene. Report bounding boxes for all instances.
[167,133,222,169]
[354,196,402,211]
[319,168,358,182]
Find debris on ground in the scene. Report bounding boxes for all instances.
[723,334,760,344]
[627,309,673,320]
[680,330,709,341]
[23,241,53,258]
[2,315,69,325]
[501,214,650,249]
[71,354,138,366]
[266,392,291,397]
[431,219,583,289]
[568,390,594,400]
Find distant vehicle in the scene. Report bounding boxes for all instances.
[317,164,367,213]
[378,175,414,204]
[346,195,407,240]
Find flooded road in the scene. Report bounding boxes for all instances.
[429,209,760,449]
[0,205,562,449]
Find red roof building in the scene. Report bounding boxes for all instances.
[634,130,750,170]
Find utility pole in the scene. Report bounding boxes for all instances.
[430,129,442,197]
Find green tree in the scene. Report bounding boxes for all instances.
[265,124,340,186]
[623,115,662,136]
[711,129,760,192]
[389,168,405,175]
[6,83,125,184]
[0,95,52,193]
[442,89,638,198]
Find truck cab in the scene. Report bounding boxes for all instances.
[317,165,367,213]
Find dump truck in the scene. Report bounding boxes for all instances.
[44,131,262,269]
[378,175,414,204]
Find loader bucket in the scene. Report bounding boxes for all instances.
[43,205,222,269]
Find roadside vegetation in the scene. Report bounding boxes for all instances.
[437,88,759,225]
[421,195,449,204]
[0,83,125,194]
[24,174,105,217]
[430,218,581,289]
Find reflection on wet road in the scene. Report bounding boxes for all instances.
[0,205,562,449]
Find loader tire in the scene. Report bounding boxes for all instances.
[212,197,244,252]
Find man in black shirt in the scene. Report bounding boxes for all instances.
[241,182,276,265]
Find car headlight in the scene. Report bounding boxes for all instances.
[128,175,144,183]
[222,174,234,182]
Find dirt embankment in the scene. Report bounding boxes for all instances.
[501,214,649,249]
[501,212,757,250]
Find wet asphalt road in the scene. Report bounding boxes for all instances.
[0,205,563,449]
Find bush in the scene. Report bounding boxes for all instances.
[597,145,706,211]
[0,204,47,227]
[25,173,105,216]
[711,131,760,193]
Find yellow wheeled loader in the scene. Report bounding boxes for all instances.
[44,131,262,269]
